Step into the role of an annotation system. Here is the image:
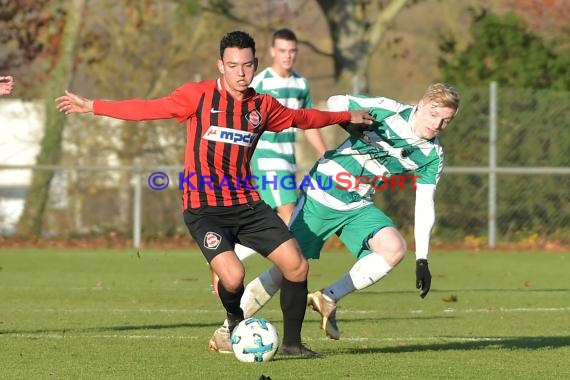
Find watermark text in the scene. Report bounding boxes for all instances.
[147,172,421,191]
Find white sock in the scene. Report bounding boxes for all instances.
[240,269,280,317]
[234,244,257,261]
[323,253,393,302]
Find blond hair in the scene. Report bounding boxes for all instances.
[422,83,460,112]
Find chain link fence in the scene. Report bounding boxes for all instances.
[1,84,569,247]
[373,83,570,247]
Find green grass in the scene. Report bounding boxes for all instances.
[0,248,569,379]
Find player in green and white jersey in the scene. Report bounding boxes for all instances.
[237,83,460,340]
[250,28,327,224]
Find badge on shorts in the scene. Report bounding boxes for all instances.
[204,232,222,249]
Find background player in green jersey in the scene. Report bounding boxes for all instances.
[235,83,461,341]
[249,28,327,224]
[230,28,327,262]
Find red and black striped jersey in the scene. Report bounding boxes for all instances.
[93,78,352,209]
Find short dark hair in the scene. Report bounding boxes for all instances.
[272,28,297,45]
[220,31,256,59]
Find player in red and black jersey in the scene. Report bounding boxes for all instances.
[56,30,373,358]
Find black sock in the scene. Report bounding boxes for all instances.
[280,277,308,346]
[217,281,245,332]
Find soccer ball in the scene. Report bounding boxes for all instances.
[231,317,280,363]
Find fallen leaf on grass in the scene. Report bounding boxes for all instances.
[442,295,458,303]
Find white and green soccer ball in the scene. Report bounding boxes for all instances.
[231,317,280,363]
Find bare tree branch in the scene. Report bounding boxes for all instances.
[201,4,333,58]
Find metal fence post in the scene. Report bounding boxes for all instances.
[133,168,142,249]
[489,82,497,248]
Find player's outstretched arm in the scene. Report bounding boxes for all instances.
[265,94,372,134]
[56,90,94,115]
[414,183,436,298]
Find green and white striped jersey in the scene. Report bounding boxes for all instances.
[251,67,313,173]
[305,95,445,211]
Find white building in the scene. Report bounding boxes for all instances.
[0,100,44,234]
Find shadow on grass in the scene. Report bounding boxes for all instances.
[319,315,457,325]
[325,336,570,354]
[355,288,570,296]
[0,316,455,336]
[0,321,221,336]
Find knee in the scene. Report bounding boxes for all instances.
[388,236,407,265]
[220,267,245,292]
[222,277,245,293]
[370,228,407,267]
[281,254,308,282]
[297,256,309,277]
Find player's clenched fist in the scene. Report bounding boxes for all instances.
[0,76,14,96]
[416,258,431,298]
[341,110,375,140]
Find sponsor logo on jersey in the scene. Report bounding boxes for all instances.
[246,109,262,128]
[203,126,257,147]
[204,232,222,249]
[210,107,225,114]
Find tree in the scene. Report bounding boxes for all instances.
[0,0,67,95]
[436,11,570,241]
[16,0,86,237]
[60,0,213,237]
[82,1,209,232]
[484,0,570,33]
[200,0,414,93]
[439,11,566,89]
[5,0,219,239]
[315,0,410,93]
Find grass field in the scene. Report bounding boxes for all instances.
[0,248,569,379]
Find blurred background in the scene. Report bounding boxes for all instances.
[0,0,568,248]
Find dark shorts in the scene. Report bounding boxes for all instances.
[183,200,294,263]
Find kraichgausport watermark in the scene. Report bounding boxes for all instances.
[148,172,170,190]
[147,172,421,191]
